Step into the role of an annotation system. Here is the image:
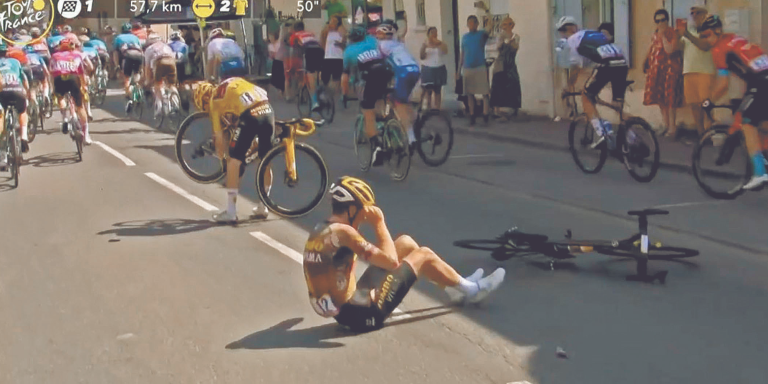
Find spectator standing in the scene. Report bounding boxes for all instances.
[321,15,346,102]
[676,5,715,137]
[280,18,297,101]
[268,32,285,96]
[643,9,683,137]
[419,27,448,110]
[457,12,494,126]
[490,17,521,120]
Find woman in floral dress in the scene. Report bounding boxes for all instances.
[643,9,683,137]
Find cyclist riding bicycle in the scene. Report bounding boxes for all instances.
[192,78,274,223]
[341,26,393,167]
[29,27,51,67]
[61,25,79,48]
[48,29,65,53]
[0,41,31,159]
[557,16,629,147]
[23,44,50,118]
[84,34,110,72]
[113,23,144,114]
[304,176,505,332]
[51,38,93,144]
[698,14,768,190]
[376,19,420,151]
[130,21,148,48]
[81,42,100,120]
[168,30,190,111]
[143,34,178,119]
[206,28,246,81]
[288,21,324,111]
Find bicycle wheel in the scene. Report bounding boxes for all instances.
[168,91,184,132]
[297,86,312,118]
[174,112,226,183]
[154,97,166,129]
[385,119,410,181]
[353,115,372,171]
[27,104,37,143]
[44,95,53,118]
[7,126,19,188]
[595,245,699,260]
[568,115,608,174]
[317,87,335,123]
[256,142,329,218]
[621,117,660,182]
[453,239,509,251]
[415,110,453,166]
[692,127,750,199]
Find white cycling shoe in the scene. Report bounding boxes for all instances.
[251,202,269,219]
[444,268,485,304]
[466,268,506,304]
[212,210,238,223]
[743,174,768,190]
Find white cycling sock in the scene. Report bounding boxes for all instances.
[591,118,604,135]
[21,124,28,141]
[227,189,237,216]
[454,277,480,297]
[407,126,416,144]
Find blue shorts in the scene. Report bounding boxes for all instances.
[220,58,247,80]
[393,64,420,103]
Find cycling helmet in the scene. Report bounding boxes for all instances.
[121,23,132,33]
[30,27,41,37]
[58,38,74,51]
[698,14,723,32]
[19,29,28,36]
[329,176,376,208]
[170,30,182,41]
[348,26,366,42]
[556,16,578,31]
[208,28,225,40]
[62,25,72,33]
[146,33,162,45]
[78,35,90,43]
[223,30,237,41]
[376,23,395,35]
[193,82,215,112]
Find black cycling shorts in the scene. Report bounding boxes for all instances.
[0,90,27,114]
[304,47,325,74]
[321,58,343,84]
[176,62,188,83]
[585,65,629,102]
[360,67,394,110]
[53,76,83,107]
[229,101,275,162]
[121,49,144,77]
[30,64,45,82]
[334,262,417,332]
[22,66,32,85]
[739,73,768,126]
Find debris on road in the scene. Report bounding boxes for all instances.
[556,346,568,359]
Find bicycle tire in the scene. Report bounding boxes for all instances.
[168,92,184,132]
[37,99,44,133]
[692,127,749,199]
[27,105,37,143]
[595,245,699,260]
[174,112,226,184]
[453,239,510,251]
[569,115,608,174]
[7,125,19,188]
[385,119,410,181]
[44,95,53,118]
[353,115,372,171]
[415,110,454,166]
[297,86,312,118]
[621,117,660,183]
[256,142,329,218]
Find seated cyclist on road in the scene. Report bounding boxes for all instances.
[557,16,629,148]
[341,26,393,167]
[143,34,178,119]
[698,14,768,190]
[288,21,324,111]
[206,28,247,81]
[0,41,30,166]
[304,176,505,333]
[113,23,144,114]
[51,38,94,144]
[376,19,420,152]
[192,78,275,223]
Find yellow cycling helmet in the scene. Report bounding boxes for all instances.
[193,82,215,112]
[330,176,376,207]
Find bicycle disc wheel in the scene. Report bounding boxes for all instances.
[174,112,226,183]
[415,110,453,166]
[256,142,329,218]
[569,115,608,174]
[353,115,372,171]
[692,127,749,199]
[595,245,699,260]
[621,117,660,182]
[297,86,312,118]
[383,120,410,181]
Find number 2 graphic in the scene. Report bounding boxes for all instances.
[221,0,231,12]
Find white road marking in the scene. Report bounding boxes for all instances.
[652,201,727,209]
[250,231,408,319]
[105,89,126,96]
[94,141,136,166]
[450,154,504,159]
[144,172,218,212]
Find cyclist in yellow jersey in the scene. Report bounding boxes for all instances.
[193,78,274,223]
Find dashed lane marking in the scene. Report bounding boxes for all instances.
[144,172,218,212]
[249,231,408,318]
[94,141,136,166]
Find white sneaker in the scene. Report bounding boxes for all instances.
[251,202,269,219]
[212,210,238,223]
[743,174,768,190]
[444,268,485,304]
[467,268,506,304]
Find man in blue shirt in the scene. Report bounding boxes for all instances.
[457,13,494,126]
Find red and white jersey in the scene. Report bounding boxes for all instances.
[289,31,320,49]
[712,33,768,81]
[50,51,85,77]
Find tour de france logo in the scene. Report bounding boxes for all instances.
[0,0,55,45]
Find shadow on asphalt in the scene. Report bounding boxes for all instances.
[0,179,14,192]
[25,152,79,167]
[96,218,269,238]
[226,310,455,350]
[91,127,157,135]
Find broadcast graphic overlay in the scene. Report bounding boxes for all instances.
[297,0,320,19]
[0,0,55,45]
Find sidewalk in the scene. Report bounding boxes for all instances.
[450,112,695,172]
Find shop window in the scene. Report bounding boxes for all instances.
[416,0,426,26]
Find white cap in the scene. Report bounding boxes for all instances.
[556,16,578,30]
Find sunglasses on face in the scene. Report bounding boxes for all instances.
[655,18,668,23]
[691,11,705,16]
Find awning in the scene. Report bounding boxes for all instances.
[136,0,246,25]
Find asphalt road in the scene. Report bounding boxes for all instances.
[1,86,767,384]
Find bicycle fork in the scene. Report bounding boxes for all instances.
[283,136,298,186]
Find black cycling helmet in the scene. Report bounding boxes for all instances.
[698,14,723,33]
[348,26,366,42]
[121,23,132,33]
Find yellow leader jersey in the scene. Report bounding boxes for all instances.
[209,77,269,133]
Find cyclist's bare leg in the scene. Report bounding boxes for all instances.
[394,235,419,261]
[363,108,377,138]
[433,89,442,110]
[307,72,318,98]
[153,79,164,116]
[400,247,462,287]
[743,123,763,156]
[19,112,28,142]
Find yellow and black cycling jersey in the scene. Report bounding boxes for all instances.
[209,77,269,133]
[303,222,358,318]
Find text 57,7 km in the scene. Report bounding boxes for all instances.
[130,0,182,13]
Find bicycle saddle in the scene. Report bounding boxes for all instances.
[627,208,669,217]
